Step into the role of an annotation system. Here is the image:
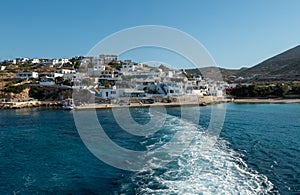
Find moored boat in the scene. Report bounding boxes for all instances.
[62,98,74,110]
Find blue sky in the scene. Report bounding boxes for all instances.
[1,0,300,69]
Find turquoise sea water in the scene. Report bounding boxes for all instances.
[0,104,299,194]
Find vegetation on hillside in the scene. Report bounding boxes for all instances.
[107,60,122,70]
[228,82,300,98]
[2,84,29,94]
[0,79,29,94]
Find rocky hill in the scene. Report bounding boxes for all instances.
[197,45,300,82]
[238,45,300,80]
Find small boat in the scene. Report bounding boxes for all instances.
[62,98,74,110]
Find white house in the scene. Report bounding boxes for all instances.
[99,54,118,64]
[99,70,120,79]
[205,80,227,97]
[40,59,54,67]
[63,72,86,84]
[60,58,70,64]
[87,65,106,76]
[208,89,224,97]
[52,59,59,65]
[16,72,39,79]
[98,86,120,99]
[55,69,76,74]
[21,58,30,63]
[79,57,92,68]
[157,82,184,96]
[120,62,137,72]
[30,58,40,64]
[188,89,207,97]
[39,78,55,86]
[98,87,145,99]
[53,58,70,66]
[120,88,145,97]
[132,78,157,92]
[43,72,64,78]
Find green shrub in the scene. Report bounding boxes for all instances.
[3,84,29,94]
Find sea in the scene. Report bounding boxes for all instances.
[0,103,299,194]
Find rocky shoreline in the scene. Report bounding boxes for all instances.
[0,101,63,109]
[2,97,299,110]
[0,96,227,110]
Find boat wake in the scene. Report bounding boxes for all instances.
[117,113,278,194]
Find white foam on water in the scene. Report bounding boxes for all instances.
[120,114,277,194]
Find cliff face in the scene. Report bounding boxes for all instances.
[2,85,73,102]
[3,88,30,101]
[29,86,72,101]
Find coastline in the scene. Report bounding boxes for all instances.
[1,97,300,110]
[232,98,300,104]
[0,96,227,110]
[75,101,209,110]
[0,101,63,109]
[76,98,300,110]
[73,96,227,110]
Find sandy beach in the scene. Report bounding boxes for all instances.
[232,98,300,104]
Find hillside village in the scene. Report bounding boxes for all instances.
[0,55,227,106]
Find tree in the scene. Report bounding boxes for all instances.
[62,79,73,86]
[231,84,250,97]
[103,81,109,89]
[273,84,289,97]
[108,60,122,70]
[143,86,150,93]
[55,76,64,85]
[81,78,93,86]
[3,84,29,94]
[74,60,81,70]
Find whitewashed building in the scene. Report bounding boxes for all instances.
[16,72,39,79]
[53,58,71,66]
[132,78,158,92]
[39,79,55,86]
[55,69,76,74]
[99,54,118,64]
[157,82,185,96]
[98,86,120,99]
[30,58,40,64]
[120,61,140,73]
[88,65,106,76]
[44,72,64,78]
[21,58,30,63]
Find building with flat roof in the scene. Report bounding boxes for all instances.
[16,72,39,79]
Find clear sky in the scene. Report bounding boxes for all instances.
[1,0,300,69]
